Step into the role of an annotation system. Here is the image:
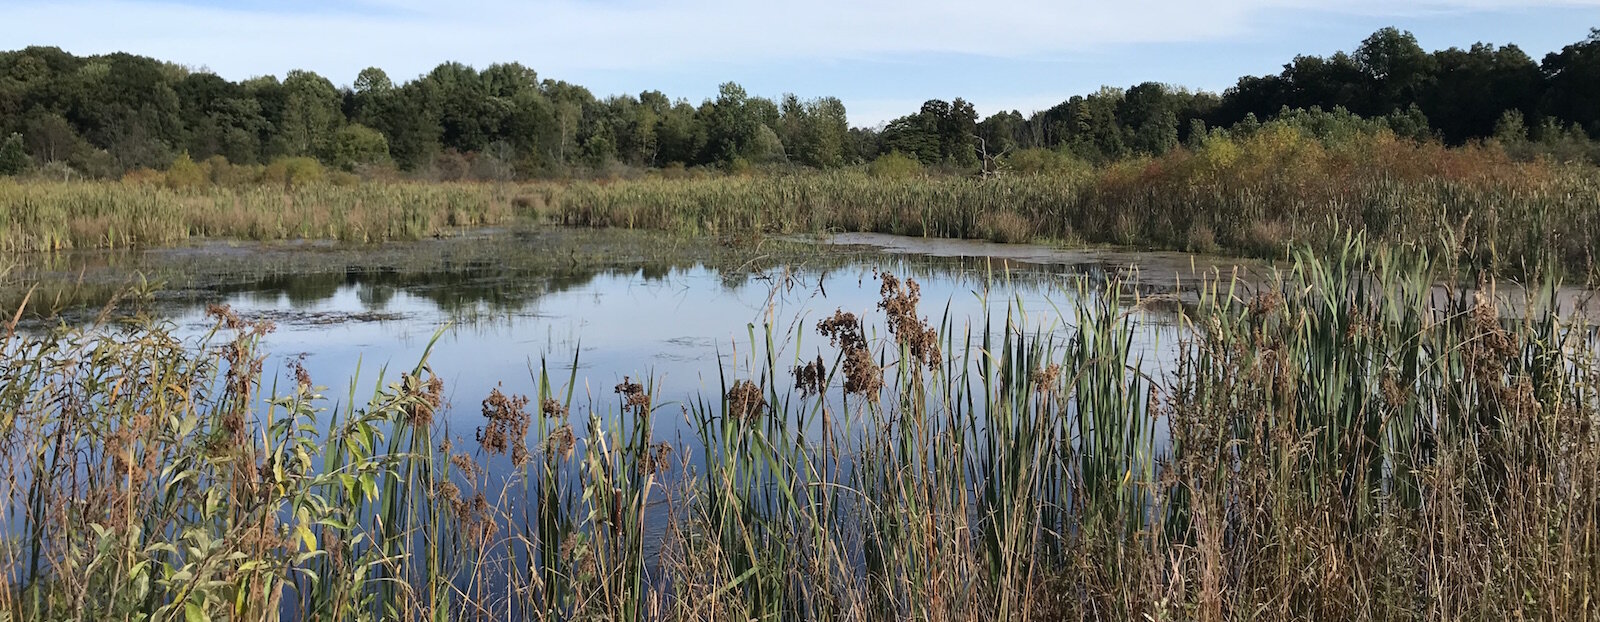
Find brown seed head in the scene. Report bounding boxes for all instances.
[477,386,531,456]
[726,380,767,422]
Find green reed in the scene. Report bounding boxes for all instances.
[0,180,538,253]
[553,162,1600,279]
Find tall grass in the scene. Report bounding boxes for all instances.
[0,180,549,252]
[3,240,1599,620]
[7,130,1597,280]
[556,133,1600,278]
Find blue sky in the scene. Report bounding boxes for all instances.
[1,0,1595,126]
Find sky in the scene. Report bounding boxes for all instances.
[1,0,1597,126]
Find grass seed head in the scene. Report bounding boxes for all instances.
[794,354,827,396]
[478,385,531,457]
[726,380,767,422]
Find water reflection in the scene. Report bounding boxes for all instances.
[9,230,1229,603]
[7,228,1220,459]
[152,253,1185,451]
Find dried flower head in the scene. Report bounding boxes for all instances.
[1031,363,1062,393]
[543,424,576,461]
[287,354,313,389]
[541,397,568,419]
[614,376,650,413]
[726,380,767,422]
[877,272,942,370]
[402,370,445,427]
[818,310,883,398]
[478,386,531,457]
[641,441,674,476]
[794,355,827,397]
[450,452,478,479]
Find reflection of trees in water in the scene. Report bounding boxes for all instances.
[357,283,396,310]
[237,273,344,307]
[11,230,1204,325]
[211,261,699,316]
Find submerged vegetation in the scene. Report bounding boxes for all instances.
[4,239,1599,620]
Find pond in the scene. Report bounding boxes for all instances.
[4,227,1261,557]
[13,226,1600,619]
[7,227,1267,448]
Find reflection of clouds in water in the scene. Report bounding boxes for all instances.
[122,250,1212,510]
[127,239,1207,443]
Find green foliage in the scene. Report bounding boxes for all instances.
[1426,42,1541,143]
[778,95,849,168]
[1384,103,1433,140]
[1001,147,1091,179]
[262,156,326,187]
[21,111,87,164]
[1495,109,1529,142]
[0,132,28,175]
[353,66,392,94]
[1120,82,1181,155]
[1537,28,1600,137]
[2,26,1600,178]
[163,152,204,189]
[280,69,342,158]
[881,99,979,167]
[745,125,786,165]
[867,151,923,179]
[1355,27,1438,112]
[702,82,775,166]
[328,124,391,171]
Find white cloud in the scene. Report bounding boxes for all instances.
[3,0,1596,85]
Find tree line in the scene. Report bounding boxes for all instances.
[1,27,1597,179]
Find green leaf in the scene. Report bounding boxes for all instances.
[185,600,207,622]
[361,473,378,500]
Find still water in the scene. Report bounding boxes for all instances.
[9,227,1268,608]
[6,227,1280,477]
[161,246,1206,447]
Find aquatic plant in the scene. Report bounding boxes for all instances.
[3,242,1599,620]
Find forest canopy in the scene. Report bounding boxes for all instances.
[1,27,1598,179]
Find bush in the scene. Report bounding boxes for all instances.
[1003,148,1093,179]
[164,153,206,190]
[201,155,261,187]
[262,157,326,187]
[120,168,163,185]
[327,124,391,172]
[867,152,923,179]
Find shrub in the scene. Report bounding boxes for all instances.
[868,151,923,179]
[262,156,326,187]
[163,153,206,190]
[120,168,163,185]
[1004,148,1093,180]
